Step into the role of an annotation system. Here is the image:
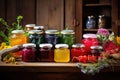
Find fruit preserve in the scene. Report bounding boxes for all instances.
[61,30,75,47]
[71,44,87,59]
[45,30,61,46]
[28,30,45,49]
[38,43,53,62]
[54,44,70,62]
[22,43,36,62]
[10,30,27,60]
[82,33,98,52]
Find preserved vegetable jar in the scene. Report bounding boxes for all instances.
[61,30,75,47]
[91,45,103,57]
[22,43,36,62]
[71,44,87,59]
[82,33,98,52]
[45,30,61,45]
[86,16,96,29]
[28,30,45,49]
[98,15,106,28]
[54,44,70,62]
[10,30,27,60]
[38,43,53,62]
[25,24,35,32]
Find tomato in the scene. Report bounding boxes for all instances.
[88,55,97,63]
[78,55,88,63]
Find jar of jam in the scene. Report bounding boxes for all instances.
[45,30,61,46]
[10,30,27,60]
[71,44,87,59]
[25,24,35,32]
[38,43,53,62]
[22,43,36,62]
[28,30,45,49]
[82,33,98,52]
[61,30,75,47]
[54,44,70,62]
[90,45,103,57]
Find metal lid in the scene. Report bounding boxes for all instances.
[90,45,103,49]
[28,30,43,34]
[61,30,75,34]
[45,30,59,34]
[25,24,35,27]
[11,30,25,34]
[34,26,44,30]
[72,43,85,48]
[39,43,53,48]
[23,43,36,47]
[83,33,97,38]
[55,44,69,48]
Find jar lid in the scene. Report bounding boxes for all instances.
[55,44,69,48]
[72,43,85,48]
[28,30,43,34]
[12,30,25,34]
[34,26,44,30]
[23,43,36,47]
[83,33,97,38]
[90,45,103,49]
[25,24,35,27]
[39,43,53,48]
[61,30,75,34]
[45,30,59,34]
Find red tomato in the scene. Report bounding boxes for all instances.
[88,55,97,63]
[78,55,88,63]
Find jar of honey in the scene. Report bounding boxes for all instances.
[22,43,36,62]
[54,44,70,62]
[61,30,75,47]
[10,30,27,60]
[25,24,35,32]
[38,43,53,62]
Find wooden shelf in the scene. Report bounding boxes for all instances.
[84,29,112,32]
[84,3,111,7]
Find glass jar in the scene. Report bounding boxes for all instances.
[25,24,35,32]
[71,44,87,59]
[98,15,106,28]
[22,43,36,62]
[38,43,53,62]
[90,45,103,57]
[54,44,70,62]
[28,30,45,49]
[82,33,98,52]
[10,30,27,60]
[61,30,75,47]
[86,16,96,29]
[45,30,61,45]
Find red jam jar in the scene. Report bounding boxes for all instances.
[39,43,53,62]
[82,33,98,52]
[71,44,86,59]
[90,45,103,57]
[22,43,36,62]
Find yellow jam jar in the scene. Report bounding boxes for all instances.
[54,44,70,62]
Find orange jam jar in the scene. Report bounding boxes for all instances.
[54,44,70,62]
[10,30,27,60]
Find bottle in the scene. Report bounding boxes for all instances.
[61,30,75,47]
[45,30,61,46]
[98,15,106,28]
[22,43,36,62]
[86,16,96,29]
[54,44,70,62]
[38,43,53,62]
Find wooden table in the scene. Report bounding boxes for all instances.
[0,62,120,80]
